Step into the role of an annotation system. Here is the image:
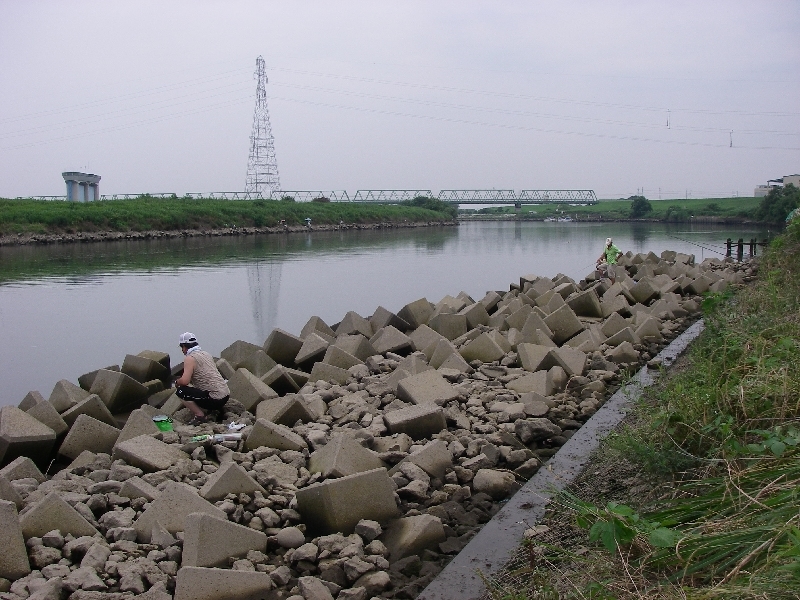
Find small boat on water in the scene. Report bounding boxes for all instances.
[557,216,573,222]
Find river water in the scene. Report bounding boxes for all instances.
[0,220,770,407]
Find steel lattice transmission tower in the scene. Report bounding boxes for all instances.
[245,56,280,198]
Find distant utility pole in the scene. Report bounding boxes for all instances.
[245,56,281,198]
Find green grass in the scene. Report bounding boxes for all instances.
[465,196,762,222]
[491,220,800,599]
[0,196,455,235]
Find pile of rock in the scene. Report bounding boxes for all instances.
[0,251,752,600]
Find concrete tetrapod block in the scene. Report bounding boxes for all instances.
[262,328,304,366]
[458,302,490,329]
[520,312,554,341]
[20,491,98,538]
[459,333,506,363]
[49,379,91,412]
[408,324,445,354]
[308,362,350,385]
[517,344,557,373]
[0,474,24,507]
[237,350,278,378]
[549,346,588,377]
[294,333,331,366]
[0,499,30,580]
[260,365,301,396]
[599,311,629,338]
[335,310,374,339]
[505,304,533,331]
[605,327,640,347]
[370,325,413,355]
[608,340,639,364]
[323,345,363,370]
[398,298,435,329]
[635,316,664,342]
[256,394,314,426]
[428,338,457,369]
[392,439,452,480]
[506,371,555,396]
[383,404,446,440]
[309,433,385,478]
[113,434,189,472]
[0,406,57,467]
[228,368,279,412]
[480,290,502,312]
[300,315,337,339]
[199,462,266,501]
[334,334,377,361]
[58,414,119,461]
[438,351,474,373]
[18,390,46,412]
[370,305,412,332]
[396,354,434,375]
[428,312,468,341]
[543,304,585,345]
[245,418,308,452]
[630,277,661,304]
[133,481,226,542]
[295,467,399,536]
[381,514,446,562]
[397,370,459,406]
[219,339,262,370]
[60,394,117,428]
[183,511,268,567]
[121,354,169,385]
[89,369,149,414]
[174,566,274,600]
[488,330,512,354]
[25,401,68,437]
[0,456,45,483]
[566,287,604,318]
[119,476,160,501]
[115,408,160,446]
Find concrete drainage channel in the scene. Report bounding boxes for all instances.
[418,319,705,600]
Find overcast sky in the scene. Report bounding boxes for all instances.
[1,1,798,200]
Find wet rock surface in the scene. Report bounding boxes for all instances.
[0,251,754,599]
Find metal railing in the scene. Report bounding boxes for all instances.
[351,190,433,202]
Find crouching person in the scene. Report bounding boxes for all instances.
[174,332,230,425]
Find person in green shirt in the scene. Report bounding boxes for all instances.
[596,237,623,284]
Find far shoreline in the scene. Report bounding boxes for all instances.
[0,219,459,247]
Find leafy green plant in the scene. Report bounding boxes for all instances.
[562,493,682,553]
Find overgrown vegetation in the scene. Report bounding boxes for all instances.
[753,183,799,223]
[401,195,459,220]
[629,195,653,218]
[0,196,456,235]
[487,220,800,599]
[466,196,762,222]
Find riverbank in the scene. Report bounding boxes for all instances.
[0,245,751,599]
[0,196,458,244]
[0,219,458,247]
[486,224,800,599]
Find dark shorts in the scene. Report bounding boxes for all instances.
[175,386,229,411]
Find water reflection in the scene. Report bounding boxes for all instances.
[0,221,771,406]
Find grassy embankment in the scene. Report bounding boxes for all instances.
[488,221,800,599]
[0,196,457,235]
[465,196,762,221]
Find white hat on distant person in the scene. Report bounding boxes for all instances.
[179,332,197,344]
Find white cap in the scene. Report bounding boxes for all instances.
[606,237,613,246]
[179,332,197,345]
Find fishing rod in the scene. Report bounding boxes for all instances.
[666,234,728,256]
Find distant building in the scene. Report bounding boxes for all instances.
[62,172,101,201]
[754,174,799,197]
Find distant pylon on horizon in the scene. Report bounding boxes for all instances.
[244,56,280,198]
